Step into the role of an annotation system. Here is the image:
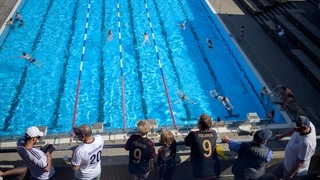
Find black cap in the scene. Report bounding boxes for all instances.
[292,116,310,128]
[253,129,272,144]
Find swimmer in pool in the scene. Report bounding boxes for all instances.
[141,32,150,46]
[173,90,196,104]
[206,38,213,48]
[15,12,22,21]
[107,30,113,41]
[177,21,186,30]
[13,52,45,68]
[210,90,233,111]
[6,18,13,26]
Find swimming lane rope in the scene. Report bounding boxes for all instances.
[117,0,127,132]
[143,0,177,129]
[71,0,91,134]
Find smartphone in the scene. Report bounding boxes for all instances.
[43,144,54,153]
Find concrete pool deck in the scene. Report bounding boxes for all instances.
[1,0,320,179]
[208,0,320,131]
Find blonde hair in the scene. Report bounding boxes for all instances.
[160,130,175,146]
[137,120,150,136]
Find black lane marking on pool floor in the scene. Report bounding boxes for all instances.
[4,0,55,131]
[98,0,106,123]
[128,0,149,119]
[51,0,80,128]
[150,0,192,121]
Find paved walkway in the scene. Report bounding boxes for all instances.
[210,0,320,128]
[0,0,19,35]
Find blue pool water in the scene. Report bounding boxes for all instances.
[0,0,285,136]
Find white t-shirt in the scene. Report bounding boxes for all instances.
[284,122,317,176]
[72,134,104,179]
[16,140,55,180]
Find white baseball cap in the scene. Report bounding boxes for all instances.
[25,126,43,138]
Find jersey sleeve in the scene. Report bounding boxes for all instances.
[148,140,156,160]
[71,147,83,166]
[34,151,48,168]
[184,132,194,146]
[125,135,135,150]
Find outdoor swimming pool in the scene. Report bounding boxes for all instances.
[0,0,285,136]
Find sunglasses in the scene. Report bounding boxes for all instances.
[75,133,83,137]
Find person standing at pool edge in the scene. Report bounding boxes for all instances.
[240,26,245,40]
[71,124,104,180]
[185,113,221,179]
[125,120,156,180]
[158,129,177,180]
[221,129,273,179]
[272,116,316,179]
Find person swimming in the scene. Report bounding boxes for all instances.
[19,20,24,27]
[173,90,196,104]
[15,12,22,21]
[6,18,13,25]
[206,39,213,48]
[13,52,45,68]
[177,21,186,30]
[107,30,113,41]
[142,32,150,46]
[210,90,233,111]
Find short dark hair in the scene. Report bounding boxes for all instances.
[24,135,32,142]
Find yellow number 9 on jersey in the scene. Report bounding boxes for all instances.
[133,148,142,164]
[202,140,212,157]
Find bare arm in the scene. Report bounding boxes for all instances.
[71,145,80,171]
[0,167,27,177]
[12,56,24,59]
[209,90,217,98]
[285,160,305,179]
[71,164,79,171]
[185,97,196,104]
[226,99,233,108]
[275,129,295,141]
[173,99,181,104]
[221,101,230,110]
